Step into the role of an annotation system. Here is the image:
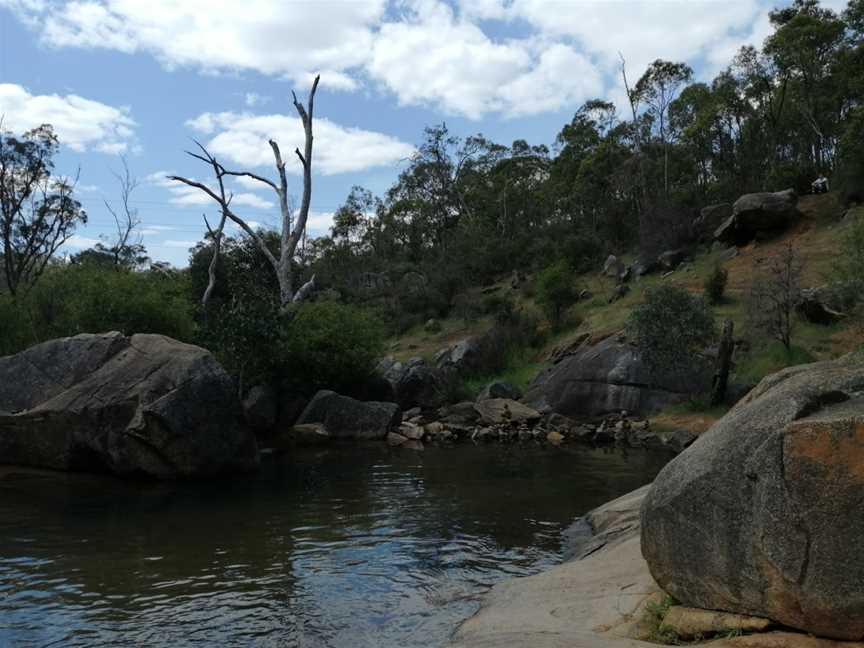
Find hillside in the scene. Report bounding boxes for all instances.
[387,192,864,430]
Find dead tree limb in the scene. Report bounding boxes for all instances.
[169,75,320,309]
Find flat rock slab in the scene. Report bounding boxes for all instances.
[473,398,541,425]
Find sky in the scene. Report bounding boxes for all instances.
[0,0,850,266]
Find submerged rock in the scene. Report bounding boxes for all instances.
[296,390,401,440]
[0,332,258,478]
[642,352,864,640]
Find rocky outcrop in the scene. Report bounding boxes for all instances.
[695,203,733,243]
[474,398,541,425]
[377,356,444,410]
[798,286,847,325]
[0,332,258,478]
[641,352,864,640]
[242,384,278,432]
[715,189,800,245]
[603,254,626,279]
[477,380,522,402]
[523,335,712,418]
[296,390,401,440]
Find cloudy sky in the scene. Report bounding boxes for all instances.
[0,0,848,265]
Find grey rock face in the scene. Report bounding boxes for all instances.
[296,390,401,439]
[695,203,733,242]
[476,380,522,402]
[243,384,278,432]
[0,332,258,478]
[641,352,864,640]
[715,189,799,245]
[523,335,711,418]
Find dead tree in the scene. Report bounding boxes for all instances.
[103,156,146,267]
[711,318,734,407]
[170,75,320,309]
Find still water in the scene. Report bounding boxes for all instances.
[0,443,669,647]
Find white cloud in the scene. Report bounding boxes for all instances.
[185,111,415,175]
[6,0,385,90]
[161,239,198,248]
[305,211,335,236]
[144,170,274,209]
[4,0,789,120]
[65,233,101,248]
[244,92,269,108]
[0,83,136,153]
[367,1,602,119]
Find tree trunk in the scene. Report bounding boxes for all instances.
[711,319,734,407]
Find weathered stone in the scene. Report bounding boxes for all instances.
[387,431,408,445]
[546,430,564,444]
[715,189,799,245]
[695,203,733,242]
[798,286,846,325]
[474,398,542,425]
[658,249,686,270]
[547,332,592,364]
[243,384,278,432]
[476,380,523,402]
[524,335,711,418]
[284,423,330,446]
[662,606,771,640]
[296,390,401,440]
[642,352,864,640]
[608,284,630,303]
[399,422,425,440]
[603,254,625,278]
[0,332,258,478]
[437,401,480,425]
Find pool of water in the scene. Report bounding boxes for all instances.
[0,443,669,647]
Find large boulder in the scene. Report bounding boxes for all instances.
[641,352,864,640]
[523,335,711,418]
[695,203,733,243]
[377,356,444,410]
[715,189,800,245]
[0,332,258,478]
[242,384,278,432]
[476,380,522,402]
[296,390,401,440]
[474,398,541,425]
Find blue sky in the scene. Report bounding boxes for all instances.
[0,0,846,266]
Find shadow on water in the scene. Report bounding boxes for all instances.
[0,443,670,647]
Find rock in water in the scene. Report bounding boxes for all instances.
[296,390,401,439]
[473,398,541,425]
[641,352,864,640]
[0,332,258,478]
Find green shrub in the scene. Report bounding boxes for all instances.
[535,260,578,328]
[703,264,728,304]
[627,285,716,381]
[0,265,196,357]
[280,302,385,395]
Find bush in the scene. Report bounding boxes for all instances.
[280,302,385,396]
[535,260,577,327]
[703,264,728,304]
[0,264,196,357]
[627,285,716,380]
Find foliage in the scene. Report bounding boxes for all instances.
[535,260,578,327]
[748,243,804,350]
[0,124,87,294]
[643,595,681,645]
[833,209,864,303]
[703,264,729,304]
[627,285,716,380]
[0,264,195,357]
[280,302,385,396]
[735,341,816,385]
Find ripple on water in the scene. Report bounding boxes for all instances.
[0,443,669,647]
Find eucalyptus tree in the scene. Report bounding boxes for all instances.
[0,124,87,295]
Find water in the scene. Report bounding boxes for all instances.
[0,443,669,647]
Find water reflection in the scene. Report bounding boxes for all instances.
[0,443,669,647]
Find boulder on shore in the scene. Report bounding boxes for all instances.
[0,332,258,478]
[715,189,799,245]
[474,398,541,425]
[296,390,401,440]
[523,335,711,418]
[641,352,864,640]
[476,380,523,402]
